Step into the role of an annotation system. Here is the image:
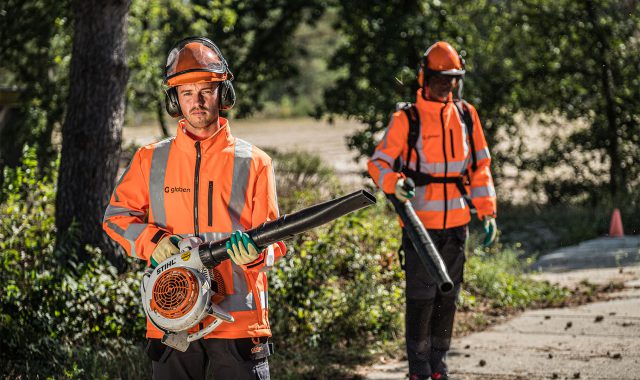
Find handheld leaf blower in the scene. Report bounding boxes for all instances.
[141,190,376,351]
[386,178,454,293]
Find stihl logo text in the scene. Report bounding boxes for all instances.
[156,258,176,275]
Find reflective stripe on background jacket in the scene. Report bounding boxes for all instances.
[103,117,286,339]
[368,90,496,229]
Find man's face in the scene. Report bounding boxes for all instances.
[427,74,457,100]
[177,82,220,130]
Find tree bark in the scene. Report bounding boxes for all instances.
[56,0,130,267]
[585,0,620,197]
[157,97,170,137]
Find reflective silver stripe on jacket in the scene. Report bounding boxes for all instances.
[228,139,252,231]
[411,196,467,212]
[373,161,393,189]
[103,205,145,222]
[475,147,490,160]
[106,221,146,259]
[471,185,496,198]
[371,150,395,166]
[221,289,268,311]
[149,138,174,229]
[454,107,470,158]
[220,264,268,312]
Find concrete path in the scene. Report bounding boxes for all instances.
[365,238,640,380]
[530,236,640,272]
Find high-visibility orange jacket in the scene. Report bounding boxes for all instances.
[103,117,286,339]
[368,90,496,229]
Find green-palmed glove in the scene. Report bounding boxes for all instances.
[394,178,415,202]
[150,235,180,268]
[226,231,260,265]
[482,216,498,247]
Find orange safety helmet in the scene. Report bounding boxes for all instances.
[164,37,232,87]
[417,41,465,87]
[163,37,236,116]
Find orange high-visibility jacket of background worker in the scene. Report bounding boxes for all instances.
[103,117,286,339]
[368,90,496,230]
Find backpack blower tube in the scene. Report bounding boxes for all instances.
[387,178,454,293]
[198,189,377,268]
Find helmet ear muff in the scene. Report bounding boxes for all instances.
[219,80,236,110]
[165,87,182,118]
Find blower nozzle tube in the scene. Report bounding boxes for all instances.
[198,189,376,268]
[387,179,454,293]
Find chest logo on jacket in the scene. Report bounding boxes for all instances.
[164,186,191,194]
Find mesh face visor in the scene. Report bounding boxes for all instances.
[164,39,231,87]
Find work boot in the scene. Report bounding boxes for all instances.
[431,372,448,380]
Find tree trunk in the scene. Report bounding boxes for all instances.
[157,97,170,137]
[585,0,620,198]
[56,0,130,267]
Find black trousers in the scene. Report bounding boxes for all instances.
[401,225,467,377]
[147,337,270,380]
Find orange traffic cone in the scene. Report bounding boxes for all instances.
[609,208,624,237]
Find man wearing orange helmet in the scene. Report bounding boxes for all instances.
[368,41,497,380]
[103,37,284,379]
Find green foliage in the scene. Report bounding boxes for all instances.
[0,0,72,175]
[269,193,405,378]
[0,149,147,378]
[463,245,570,309]
[506,0,640,201]
[266,148,342,213]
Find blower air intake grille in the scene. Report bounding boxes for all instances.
[151,268,199,319]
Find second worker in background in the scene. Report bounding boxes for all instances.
[368,41,498,380]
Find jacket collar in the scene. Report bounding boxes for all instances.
[415,89,453,108]
[174,117,233,154]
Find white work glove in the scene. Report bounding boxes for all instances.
[226,231,261,265]
[394,178,415,202]
[482,216,498,247]
[150,235,180,267]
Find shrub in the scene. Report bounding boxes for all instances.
[462,244,570,309]
[0,148,147,379]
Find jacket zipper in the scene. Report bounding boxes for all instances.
[440,105,448,230]
[449,129,456,158]
[194,141,202,236]
[208,181,213,227]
